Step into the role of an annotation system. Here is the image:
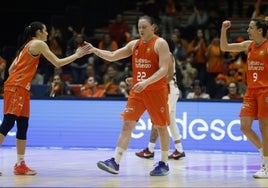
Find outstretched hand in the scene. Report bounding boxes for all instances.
[82,41,96,54]
[75,41,94,57]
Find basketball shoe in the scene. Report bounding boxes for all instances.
[150,161,169,176]
[97,158,119,174]
[168,150,186,160]
[253,164,268,179]
[135,148,154,159]
[13,161,37,175]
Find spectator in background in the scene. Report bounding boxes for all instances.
[178,58,198,98]
[31,68,44,85]
[186,80,210,99]
[206,37,227,96]
[80,76,105,98]
[46,74,72,98]
[183,4,208,41]
[48,26,66,58]
[186,28,208,86]
[102,63,126,85]
[102,63,126,96]
[93,34,119,79]
[48,67,73,85]
[160,0,181,38]
[227,36,247,85]
[170,30,187,62]
[82,64,101,85]
[117,80,130,98]
[209,73,228,99]
[225,63,240,85]
[43,26,66,84]
[66,33,90,84]
[109,14,131,47]
[222,81,242,100]
[98,34,119,51]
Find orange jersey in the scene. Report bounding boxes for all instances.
[132,36,166,90]
[81,84,106,98]
[5,39,40,91]
[246,40,268,88]
[206,45,226,73]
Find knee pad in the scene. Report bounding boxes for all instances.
[16,116,29,140]
[0,114,17,136]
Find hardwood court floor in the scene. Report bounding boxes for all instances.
[0,147,267,187]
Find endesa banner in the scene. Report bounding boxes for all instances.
[0,99,260,152]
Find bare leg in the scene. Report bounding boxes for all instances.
[114,120,136,163]
[0,134,5,145]
[155,125,170,163]
[149,126,159,143]
[16,139,26,156]
[240,116,262,149]
[259,119,268,157]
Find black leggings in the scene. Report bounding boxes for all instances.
[0,114,29,140]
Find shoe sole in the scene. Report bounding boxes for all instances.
[135,153,154,159]
[169,153,186,160]
[170,155,186,160]
[253,175,268,179]
[150,171,170,176]
[136,155,154,159]
[97,162,118,175]
[14,172,37,175]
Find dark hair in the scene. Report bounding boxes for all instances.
[17,21,44,55]
[23,21,44,42]
[252,17,268,37]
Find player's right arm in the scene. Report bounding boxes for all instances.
[220,20,251,52]
[30,40,91,68]
[88,40,137,62]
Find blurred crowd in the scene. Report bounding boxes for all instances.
[0,0,267,100]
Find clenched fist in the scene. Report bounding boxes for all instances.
[222,20,231,29]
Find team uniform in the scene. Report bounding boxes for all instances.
[167,57,181,146]
[239,40,268,118]
[4,40,40,117]
[0,39,39,176]
[135,55,185,160]
[121,36,170,126]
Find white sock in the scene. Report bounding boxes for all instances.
[17,154,24,165]
[259,148,263,156]
[114,147,125,164]
[148,142,155,153]
[161,150,169,164]
[175,143,183,153]
[263,156,268,168]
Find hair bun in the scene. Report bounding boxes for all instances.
[264,16,268,25]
